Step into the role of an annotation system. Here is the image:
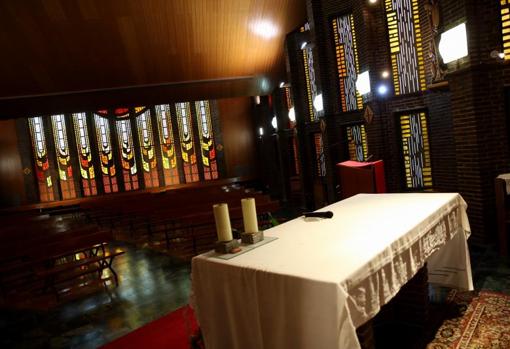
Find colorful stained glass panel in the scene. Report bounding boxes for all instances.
[94,114,118,193]
[347,124,368,162]
[136,108,159,188]
[72,113,97,196]
[155,104,180,186]
[400,111,433,189]
[28,117,55,202]
[314,133,326,177]
[301,23,320,121]
[385,0,426,95]
[502,0,510,60]
[195,101,218,180]
[116,119,139,191]
[332,14,363,112]
[176,102,199,183]
[51,114,76,199]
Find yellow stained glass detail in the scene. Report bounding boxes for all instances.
[347,124,368,161]
[385,0,426,95]
[502,2,510,60]
[400,112,432,189]
[302,48,314,121]
[332,14,362,112]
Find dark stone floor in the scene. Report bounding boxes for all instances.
[0,238,508,349]
[470,243,510,294]
[0,242,191,349]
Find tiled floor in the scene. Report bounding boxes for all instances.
[470,244,510,294]
[1,239,509,349]
[0,242,191,349]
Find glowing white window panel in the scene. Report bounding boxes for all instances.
[356,71,371,95]
[439,23,468,64]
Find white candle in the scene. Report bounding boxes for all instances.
[213,203,233,241]
[241,197,258,233]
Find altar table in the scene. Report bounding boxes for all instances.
[191,193,473,349]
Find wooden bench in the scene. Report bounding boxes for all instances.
[157,200,281,258]
[35,249,125,300]
[0,225,124,302]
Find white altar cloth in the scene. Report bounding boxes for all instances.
[191,193,473,349]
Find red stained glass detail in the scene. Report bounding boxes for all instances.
[114,108,130,117]
[95,108,130,118]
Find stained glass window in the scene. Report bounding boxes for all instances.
[195,101,218,180]
[301,24,320,121]
[502,1,510,60]
[347,124,368,162]
[94,114,118,193]
[50,114,76,200]
[285,87,296,128]
[28,117,55,202]
[314,133,326,177]
[155,104,180,186]
[135,108,159,188]
[176,102,199,183]
[116,118,139,191]
[385,0,426,95]
[399,111,432,189]
[332,14,363,112]
[284,87,293,111]
[97,108,130,118]
[72,113,97,196]
[284,87,300,175]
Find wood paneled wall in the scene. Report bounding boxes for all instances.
[0,120,25,207]
[217,97,257,178]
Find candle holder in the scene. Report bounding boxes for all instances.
[214,239,240,254]
[240,231,264,244]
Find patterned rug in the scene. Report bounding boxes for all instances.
[427,291,510,348]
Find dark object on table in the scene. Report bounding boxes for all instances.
[303,211,333,219]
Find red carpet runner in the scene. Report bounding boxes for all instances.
[101,305,199,349]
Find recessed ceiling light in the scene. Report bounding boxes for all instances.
[377,84,388,95]
[251,20,278,39]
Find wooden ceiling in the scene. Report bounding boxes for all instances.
[0,0,306,115]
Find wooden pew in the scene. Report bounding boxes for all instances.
[0,223,124,302]
[75,178,281,260]
[34,248,125,300]
[156,199,281,259]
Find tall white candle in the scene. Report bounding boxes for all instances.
[241,197,258,233]
[213,203,233,241]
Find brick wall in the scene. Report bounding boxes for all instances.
[283,0,510,242]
